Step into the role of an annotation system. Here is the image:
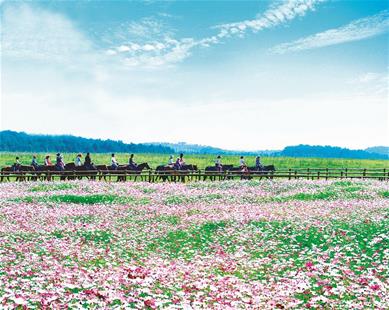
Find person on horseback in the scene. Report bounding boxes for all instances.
[174,157,181,170]
[255,156,263,171]
[12,157,21,171]
[75,154,83,167]
[31,155,39,170]
[56,153,65,171]
[167,155,174,167]
[215,155,222,172]
[111,153,118,170]
[84,153,93,169]
[239,156,248,172]
[44,155,52,166]
[174,153,185,170]
[128,154,138,170]
[179,153,185,166]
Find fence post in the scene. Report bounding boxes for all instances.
[363,169,367,178]
[317,171,320,180]
[326,168,328,180]
[288,169,291,180]
[307,168,310,180]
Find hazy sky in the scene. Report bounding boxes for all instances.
[1,0,388,150]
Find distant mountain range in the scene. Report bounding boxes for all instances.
[0,130,387,160]
[146,142,278,156]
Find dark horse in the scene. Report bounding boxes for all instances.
[117,162,151,182]
[226,165,276,180]
[1,165,36,182]
[34,165,59,181]
[64,163,98,180]
[101,162,151,182]
[249,165,276,179]
[156,164,198,182]
[204,164,233,181]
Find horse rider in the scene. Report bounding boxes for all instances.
[174,157,181,170]
[74,154,82,167]
[128,154,138,170]
[111,153,119,170]
[239,156,248,172]
[179,153,185,167]
[174,153,185,170]
[56,153,65,171]
[44,155,53,166]
[167,155,174,167]
[215,155,222,172]
[12,157,21,171]
[84,153,93,170]
[255,156,264,171]
[31,155,39,170]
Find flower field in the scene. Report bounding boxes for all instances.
[0,180,388,309]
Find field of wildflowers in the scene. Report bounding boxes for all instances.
[0,179,388,309]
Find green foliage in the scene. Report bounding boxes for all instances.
[76,230,114,244]
[17,194,150,205]
[288,191,337,201]
[147,221,227,259]
[154,215,181,225]
[380,191,389,198]
[29,183,76,192]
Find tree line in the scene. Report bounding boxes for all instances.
[0,131,174,154]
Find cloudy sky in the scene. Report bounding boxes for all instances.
[1,0,388,150]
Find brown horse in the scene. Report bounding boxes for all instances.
[35,165,57,181]
[204,165,233,181]
[64,163,98,180]
[116,163,151,182]
[1,165,36,182]
[156,164,198,182]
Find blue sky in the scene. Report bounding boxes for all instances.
[1,0,388,150]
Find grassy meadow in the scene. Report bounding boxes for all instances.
[0,152,388,170]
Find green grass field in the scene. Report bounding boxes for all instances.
[1,152,387,169]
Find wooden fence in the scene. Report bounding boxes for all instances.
[1,167,388,182]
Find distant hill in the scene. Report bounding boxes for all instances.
[280,145,388,160]
[147,142,278,156]
[0,131,173,154]
[365,146,389,157]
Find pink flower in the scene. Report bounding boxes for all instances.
[358,278,369,286]
[144,299,156,309]
[370,284,380,291]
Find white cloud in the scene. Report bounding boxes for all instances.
[1,4,92,63]
[106,0,325,68]
[216,0,325,38]
[117,45,131,52]
[350,72,389,95]
[272,10,389,54]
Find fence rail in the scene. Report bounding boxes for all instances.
[1,167,388,182]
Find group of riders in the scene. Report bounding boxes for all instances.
[10,152,265,172]
[12,153,95,172]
